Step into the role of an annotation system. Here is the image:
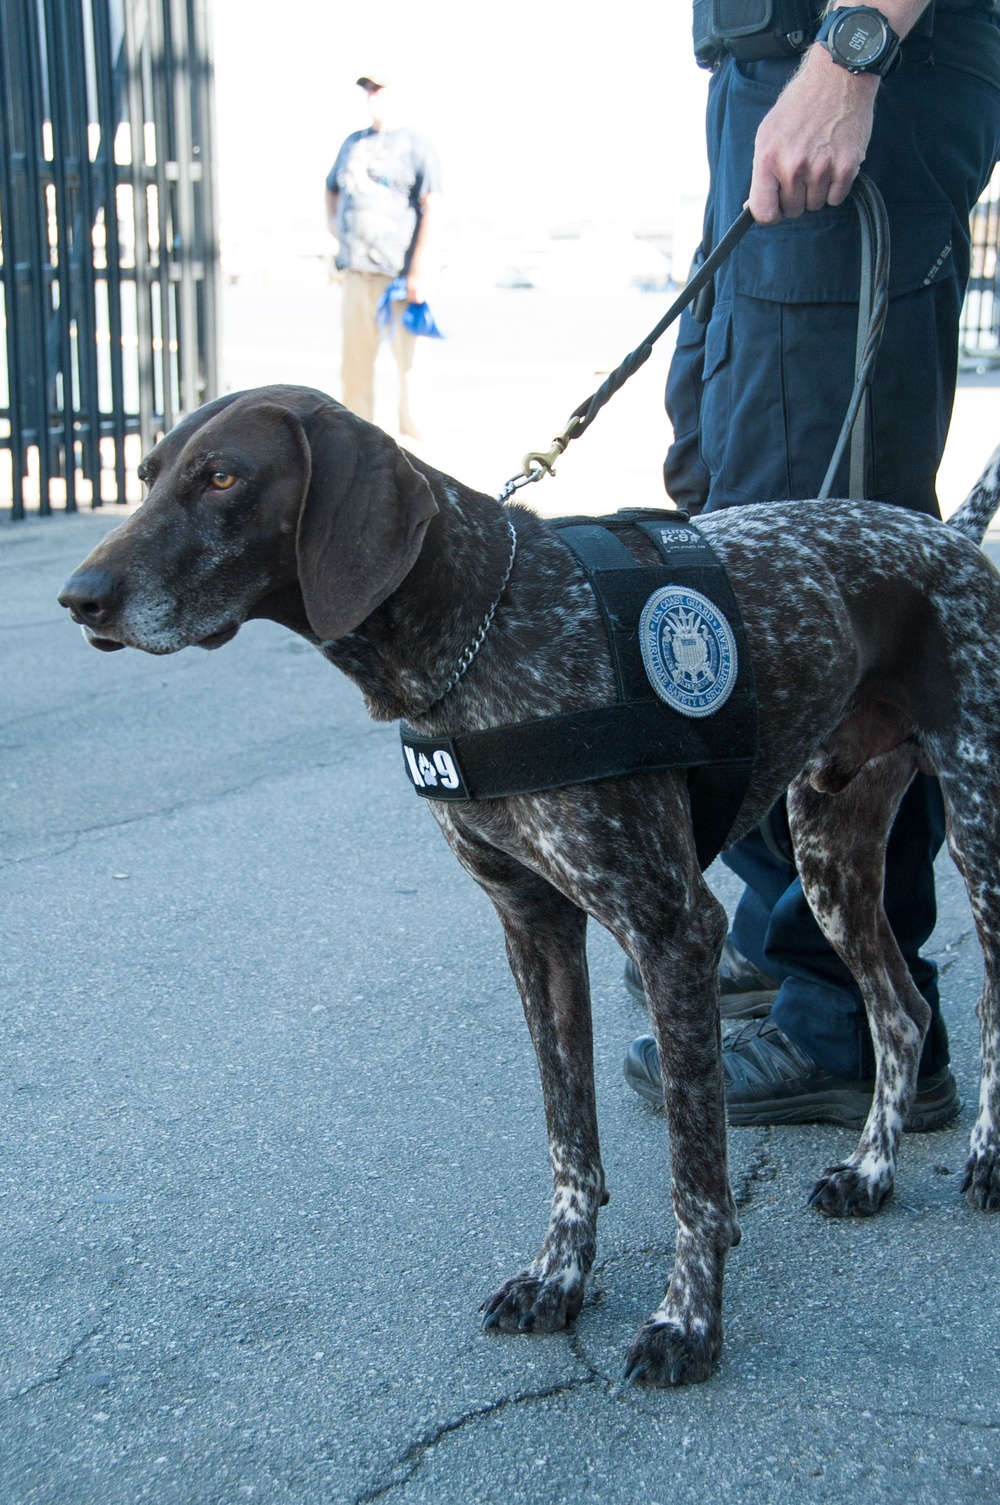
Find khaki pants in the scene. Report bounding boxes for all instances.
[340,269,419,435]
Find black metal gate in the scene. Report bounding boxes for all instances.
[961,165,1000,371]
[0,0,219,518]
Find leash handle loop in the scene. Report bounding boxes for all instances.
[817,173,890,500]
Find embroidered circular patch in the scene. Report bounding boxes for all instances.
[639,586,738,718]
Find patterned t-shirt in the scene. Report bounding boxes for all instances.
[326,127,443,277]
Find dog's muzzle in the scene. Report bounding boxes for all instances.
[59,568,127,651]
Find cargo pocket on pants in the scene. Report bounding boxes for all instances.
[665,304,712,510]
[698,300,733,483]
[714,205,958,502]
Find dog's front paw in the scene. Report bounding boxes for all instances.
[480,1269,584,1334]
[808,1161,892,1217]
[623,1317,720,1387]
[962,1147,1000,1210]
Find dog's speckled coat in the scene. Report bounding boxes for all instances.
[59,386,1000,1387]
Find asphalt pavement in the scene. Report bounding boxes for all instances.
[2,503,1000,1505]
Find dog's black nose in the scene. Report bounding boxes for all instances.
[58,568,120,627]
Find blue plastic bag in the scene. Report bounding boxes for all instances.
[375,276,445,339]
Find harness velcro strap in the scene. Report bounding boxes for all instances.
[401,700,753,798]
[399,510,759,870]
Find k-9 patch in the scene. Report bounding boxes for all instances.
[639,585,738,719]
[400,729,470,800]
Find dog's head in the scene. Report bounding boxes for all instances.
[58,386,438,654]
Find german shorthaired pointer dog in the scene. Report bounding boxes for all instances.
[59,385,1000,1387]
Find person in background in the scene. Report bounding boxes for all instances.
[625,0,1000,1130]
[325,72,443,438]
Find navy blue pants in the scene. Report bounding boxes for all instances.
[666,17,1000,1080]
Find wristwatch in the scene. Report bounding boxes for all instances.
[815,6,902,75]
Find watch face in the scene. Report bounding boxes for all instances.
[832,10,886,66]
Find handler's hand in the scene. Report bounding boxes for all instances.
[749,46,879,225]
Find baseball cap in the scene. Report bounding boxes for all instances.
[356,70,392,90]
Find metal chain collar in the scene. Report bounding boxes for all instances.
[409,516,518,719]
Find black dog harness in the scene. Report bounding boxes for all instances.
[399,511,758,870]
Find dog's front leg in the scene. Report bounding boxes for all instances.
[484,882,604,1332]
[445,830,604,1333]
[622,873,737,1386]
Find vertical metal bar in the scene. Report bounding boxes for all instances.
[0,2,27,516]
[190,0,219,403]
[42,0,78,509]
[2,0,46,514]
[122,0,156,455]
[142,31,165,430]
[169,0,196,415]
[90,0,127,503]
[148,0,175,434]
[63,0,102,496]
[12,0,54,513]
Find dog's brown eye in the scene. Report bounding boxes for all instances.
[209,471,236,491]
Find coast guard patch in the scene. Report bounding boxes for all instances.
[639,585,738,719]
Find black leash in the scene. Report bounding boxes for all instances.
[819,172,890,501]
[499,172,890,506]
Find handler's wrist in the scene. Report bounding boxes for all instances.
[801,39,882,97]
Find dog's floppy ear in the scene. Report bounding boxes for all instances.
[294,403,438,640]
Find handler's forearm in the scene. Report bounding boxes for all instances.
[749,1,932,223]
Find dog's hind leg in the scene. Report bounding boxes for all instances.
[933,737,1000,1211]
[787,746,929,1217]
[449,839,606,1333]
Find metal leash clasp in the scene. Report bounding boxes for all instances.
[497,416,582,503]
[495,204,758,506]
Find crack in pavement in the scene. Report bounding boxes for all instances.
[568,1331,603,1379]
[1,671,204,736]
[788,1396,1000,1435]
[0,773,298,870]
[390,1188,748,1485]
[345,1377,1000,1504]
[591,1243,672,1279]
[4,1249,139,1409]
[0,669,361,734]
[862,1405,1000,1432]
[733,1128,777,1212]
[0,736,379,870]
[590,1136,776,1285]
[348,1370,600,1504]
[932,927,977,975]
[6,1326,105,1403]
